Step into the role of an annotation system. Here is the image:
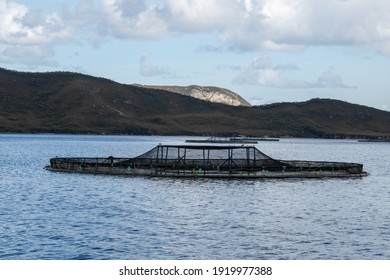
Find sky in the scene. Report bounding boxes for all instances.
[1,0,390,111]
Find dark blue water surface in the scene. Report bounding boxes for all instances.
[0,135,389,259]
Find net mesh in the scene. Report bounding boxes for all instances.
[122,145,284,170]
[48,144,364,175]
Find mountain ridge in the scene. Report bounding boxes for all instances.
[133,84,251,107]
[1,67,389,138]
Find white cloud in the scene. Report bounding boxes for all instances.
[2,0,390,51]
[219,0,390,52]
[0,0,71,66]
[315,68,355,89]
[68,0,106,45]
[233,55,354,89]
[101,0,166,39]
[162,0,390,54]
[139,53,175,78]
[0,45,58,66]
[164,0,241,32]
[233,55,289,87]
[0,0,70,45]
[2,0,390,67]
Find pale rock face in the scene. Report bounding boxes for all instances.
[135,84,251,107]
[189,87,244,106]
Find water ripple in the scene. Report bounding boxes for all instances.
[1,135,389,259]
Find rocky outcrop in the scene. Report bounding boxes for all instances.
[135,84,251,107]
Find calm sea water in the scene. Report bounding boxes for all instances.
[0,134,389,260]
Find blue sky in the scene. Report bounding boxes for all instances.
[1,0,390,111]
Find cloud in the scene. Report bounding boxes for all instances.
[139,53,176,78]
[315,68,355,89]
[0,45,58,66]
[232,55,290,87]
[221,0,390,53]
[164,0,241,32]
[100,0,167,39]
[0,0,70,45]
[195,44,224,53]
[67,0,107,45]
[170,0,390,54]
[233,55,355,89]
[0,0,72,66]
[62,0,390,54]
[2,0,390,67]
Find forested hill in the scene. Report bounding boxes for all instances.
[1,68,389,138]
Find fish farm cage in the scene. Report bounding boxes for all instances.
[47,145,367,178]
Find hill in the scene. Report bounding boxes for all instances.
[133,84,251,107]
[0,67,389,138]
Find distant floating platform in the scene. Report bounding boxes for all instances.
[358,139,390,143]
[186,137,258,144]
[230,137,279,142]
